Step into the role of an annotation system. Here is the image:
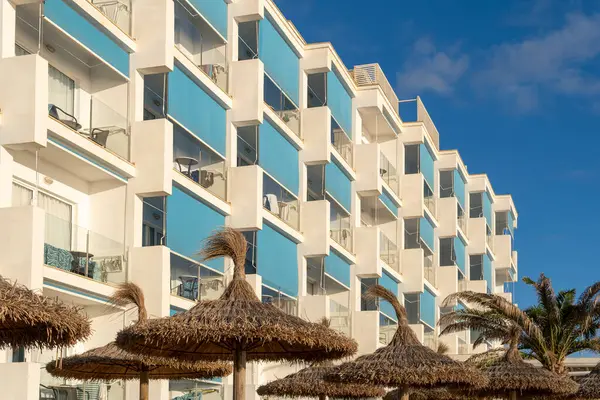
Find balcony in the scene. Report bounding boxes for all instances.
[330,298,351,337]
[264,74,301,138]
[423,252,436,288]
[263,173,300,231]
[379,314,398,346]
[262,286,298,316]
[423,329,437,351]
[173,124,227,201]
[398,96,440,150]
[355,143,400,199]
[330,201,353,253]
[44,213,126,286]
[170,253,225,302]
[438,197,467,238]
[40,365,125,399]
[331,117,353,167]
[380,230,401,275]
[88,0,132,35]
[175,0,229,94]
[351,64,398,114]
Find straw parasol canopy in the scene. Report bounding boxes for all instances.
[384,388,458,400]
[575,362,600,399]
[116,228,357,400]
[326,285,487,400]
[0,275,91,349]
[47,282,232,400]
[464,341,579,400]
[257,362,386,399]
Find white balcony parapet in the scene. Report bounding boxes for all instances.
[350,63,399,114]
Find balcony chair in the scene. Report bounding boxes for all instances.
[48,104,82,131]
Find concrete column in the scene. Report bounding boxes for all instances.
[0,205,44,289]
[0,146,13,207]
[0,362,40,400]
[0,0,15,59]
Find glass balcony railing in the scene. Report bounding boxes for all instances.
[379,317,398,345]
[424,195,436,217]
[380,231,400,273]
[263,293,298,316]
[486,234,494,251]
[175,8,229,94]
[458,278,467,292]
[330,299,350,337]
[458,337,469,355]
[423,254,437,287]
[264,75,301,138]
[173,127,227,200]
[458,213,467,233]
[44,213,126,285]
[330,206,352,252]
[423,330,437,351]
[170,266,225,302]
[49,95,130,160]
[88,0,132,35]
[263,173,300,230]
[380,153,399,196]
[331,118,353,166]
[144,85,167,120]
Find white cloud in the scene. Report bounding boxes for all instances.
[396,38,470,97]
[473,12,600,111]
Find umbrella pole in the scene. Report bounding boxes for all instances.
[319,396,326,400]
[139,368,149,400]
[510,390,517,400]
[233,343,247,400]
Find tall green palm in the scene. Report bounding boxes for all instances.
[440,274,600,375]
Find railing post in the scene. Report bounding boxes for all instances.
[85,228,90,278]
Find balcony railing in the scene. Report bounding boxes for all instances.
[424,330,437,351]
[264,75,301,138]
[263,174,300,231]
[88,0,132,35]
[423,254,437,287]
[380,152,399,196]
[398,96,440,150]
[41,371,124,400]
[330,212,352,253]
[350,64,399,113]
[170,271,225,302]
[49,96,130,160]
[424,195,436,217]
[330,299,350,337]
[263,294,298,316]
[44,213,126,285]
[379,321,398,345]
[175,2,229,93]
[331,119,353,166]
[380,231,400,274]
[458,279,467,292]
[458,213,467,233]
[486,234,494,251]
[458,337,469,355]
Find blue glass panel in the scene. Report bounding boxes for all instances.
[188,0,228,38]
[44,0,130,77]
[483,191,493,228]
[259,118,299,194]
[454,236,466,275]
[379,186,399,217]
[166,185,225,271]
[420,143,435,190]
[484,253,493,294]
[257,223,298,297]
[420,216,435,251]
[327,66,352,137]
[168,64,227,155]
[420,288,436,328]
[325,160,352,212]
[324,248,351,288]
[259,13,300,105]
[169,306,183,316]
[454,169,466,209]
[379,270,399,320]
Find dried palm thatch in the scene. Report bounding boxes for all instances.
[46,342,232,380]
[257,363,385,399]
[464,344,579,399]
[116,228,357,400]
[384,388,459,400]
[47,283,231,400]
[0,275,90,349]
[576,362,600,399]
[326,285,486,400]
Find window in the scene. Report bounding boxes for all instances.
[48,65,75,116]
[238,21,259,61]
[12,182,33,207]
[144,73,167,120]
[242,231,257,274]
[307,165,325,201]
[142,197,166,247]
[360,278,379,311]
[404,293,420,324]
[439,237,454,267]
[470,192,483,218]
[237,126,258,166]
[404,144,420,174]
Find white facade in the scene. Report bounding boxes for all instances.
[0,0,518,399]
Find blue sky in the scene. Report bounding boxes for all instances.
[275,0,600,308]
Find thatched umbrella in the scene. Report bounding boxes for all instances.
[384,388,458,400]
[47,283,232,400]
[326,285,487,400]
[116,228,357,400]
[464,339,579,400]
[575,362,600,399]
[0,275,90,349]
[257,362,385,399]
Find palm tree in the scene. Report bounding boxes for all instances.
[440,274,600,375]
